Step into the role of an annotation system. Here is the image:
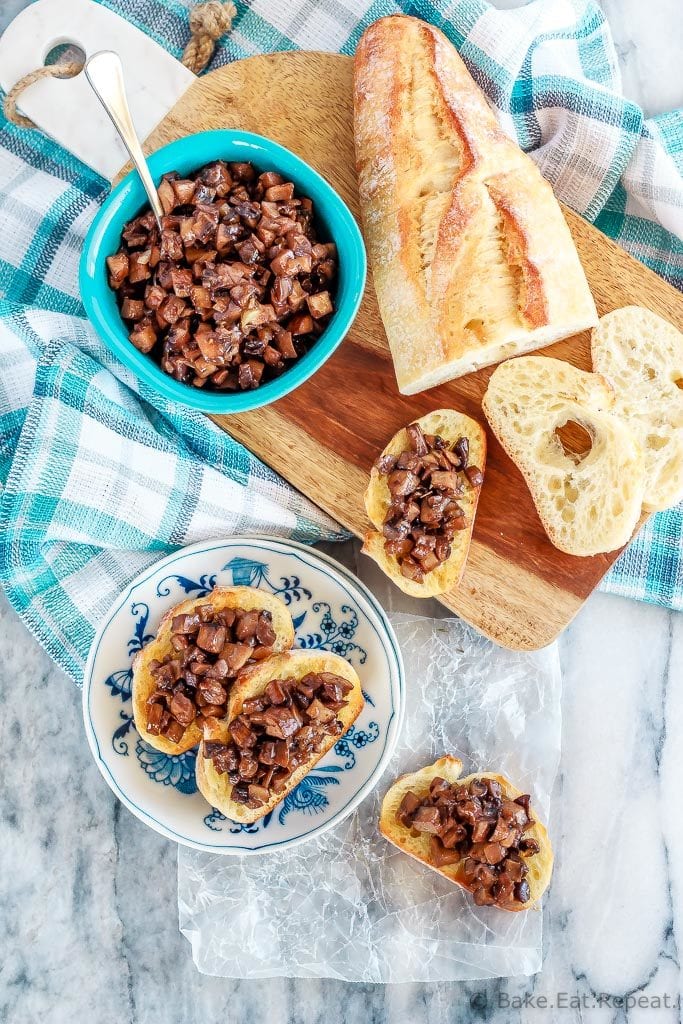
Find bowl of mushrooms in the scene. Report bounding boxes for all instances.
[80,130,366,413]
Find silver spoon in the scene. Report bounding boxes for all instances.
[85,50,164,229]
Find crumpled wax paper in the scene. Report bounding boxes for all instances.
[177,613,562,982]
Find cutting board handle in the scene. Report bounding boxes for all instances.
[0,0,195,179]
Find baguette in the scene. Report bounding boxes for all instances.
[196,650,364,824]
[482,356,645,556]
[363,409,486,597]
[590,306,683,512]
[353,15,597,394]
[132,587,295,755]
[380,756,553,911]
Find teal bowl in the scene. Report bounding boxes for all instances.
[79,130,366,414]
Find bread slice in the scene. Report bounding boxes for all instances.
[132,587,295,755]
[590,306,683,512]
[196,650,364,824]
[353,15,597,394]
[482,356,645,556]
[379,755,553,911]
[362,409,486,597]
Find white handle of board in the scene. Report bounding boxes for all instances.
[0,0,195,180]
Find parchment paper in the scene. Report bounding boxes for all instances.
[177,613,562,982]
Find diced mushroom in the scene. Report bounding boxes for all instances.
[411,805,442,834]
[129,323,157,353]
[222,642,253,675]
[388,470,420,498]
[261,704,302,739]
[407,422,429,456]
[465,465,484,487]
[169,691,196,727]
[120,298,145,321]
[429,836,461,867]
[197,678,228,705]
[264,679,288,705]
[195,623,226,653]
[171,268,193,297]
[306,291,333,319]
[158,178,176,214]
[172,178,196,205]
[429,470,461,492]
[164,719,185,743]
[288,313,314,336]
[146,701,164,735]
[107,252,129,288]
[108,159,337,391]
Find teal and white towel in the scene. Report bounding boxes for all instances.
[0,0,681,683]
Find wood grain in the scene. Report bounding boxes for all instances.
[135,51,683,650]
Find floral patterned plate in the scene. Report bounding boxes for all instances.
[82,537,404,853]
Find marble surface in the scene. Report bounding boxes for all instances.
[1,1,683,1022]
[3,544,682,1023]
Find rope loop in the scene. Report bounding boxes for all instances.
[3,1,236,129]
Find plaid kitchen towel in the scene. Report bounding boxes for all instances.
[1,0,682,683]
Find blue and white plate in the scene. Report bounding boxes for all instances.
[83,537,404,853]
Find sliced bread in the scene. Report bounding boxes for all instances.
[591,306,683,512]
[482,356,645,556]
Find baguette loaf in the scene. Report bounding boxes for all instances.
[196,651,364,824]
[591,306,683,512]
[132,587,295,755]
[482,356,645,556]
[379,756,553,911]
[353,15,597,394]
[363,409,485,596]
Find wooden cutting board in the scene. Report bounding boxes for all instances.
[134,50,683,651]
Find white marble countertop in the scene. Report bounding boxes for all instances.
[1,1,682,1022]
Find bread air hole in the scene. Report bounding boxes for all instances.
[464,318,485,341]
[554,420,593,465]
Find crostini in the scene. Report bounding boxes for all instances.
[380,755,553,911]
[363,410,486,596]
[196,650,364,823]
[132,586,295,755]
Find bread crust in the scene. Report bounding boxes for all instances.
[132,587,295,755]
[196,650,364,824]
[362,409,486,596]
[379,755,553,911]
[482,356,645,556]
[353,15,597,394]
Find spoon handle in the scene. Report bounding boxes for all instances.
[85,50,164,227]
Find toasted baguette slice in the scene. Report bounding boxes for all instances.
[362,409,486,597]
[379,756,553,911]
[353,15,597,394]
[591,306,683,512]
[132,587,295,755]
[196,650,364,824]
[482,356,645,556]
